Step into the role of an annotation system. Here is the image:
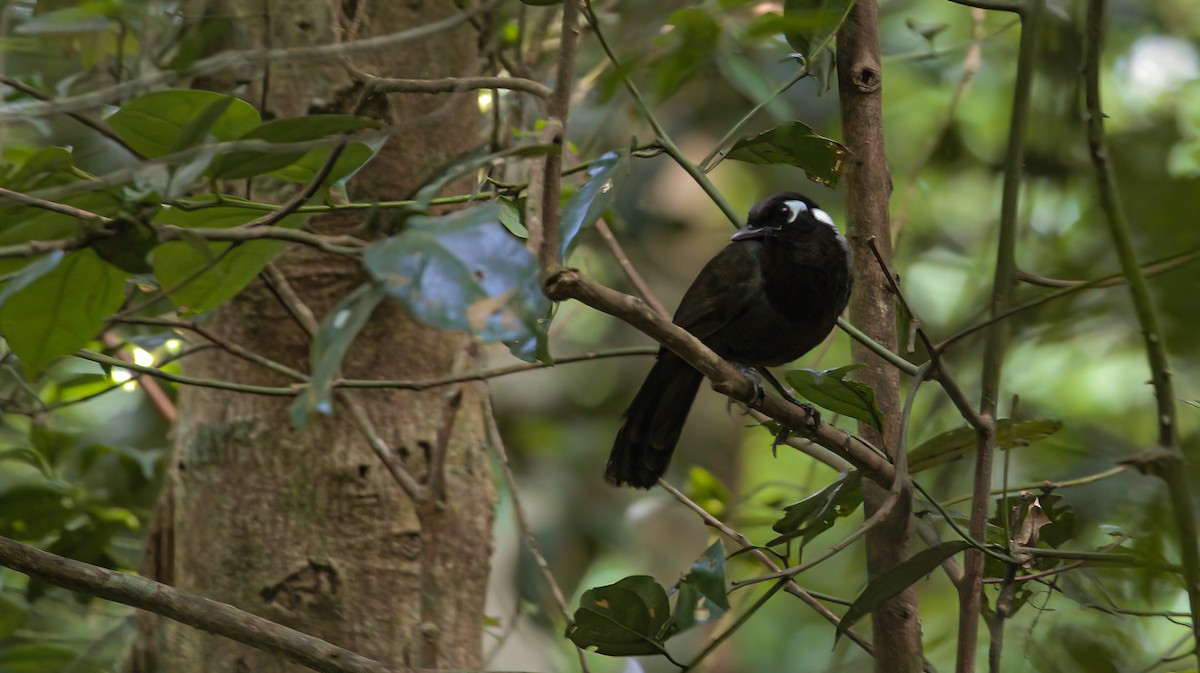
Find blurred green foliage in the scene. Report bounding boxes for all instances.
[0,0,1197,672]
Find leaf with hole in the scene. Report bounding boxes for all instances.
[907,419,1062,473]
[0,250,129,376]
[363,203,549,363]
[837,541,971,642]
[107,90,260,159]
[769,470,862,546]
[726,121,846,187]
[289,282,387,428]
[785,365,884,431]
[567,576,671,656]
[667,540,730,636]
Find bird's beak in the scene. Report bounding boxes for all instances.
[731,226,772,241]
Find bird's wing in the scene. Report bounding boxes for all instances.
[671,243,764,342]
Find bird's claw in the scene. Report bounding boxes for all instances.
[737,366,767,404]
[799,402,822,430]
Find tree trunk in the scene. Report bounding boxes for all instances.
[130,2,494,671]
[837,1,924,670]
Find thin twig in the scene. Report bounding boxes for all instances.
[0,535,395,673]
[0,75,146,160]
[656,479,878,658]
[958,3,1043,671]
[0,1,506,123]
[1086,1,1195,658]
[367,75,551,99]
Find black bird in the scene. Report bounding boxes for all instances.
[606,192,853,488]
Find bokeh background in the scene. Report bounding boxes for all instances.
[1,1,1198,672]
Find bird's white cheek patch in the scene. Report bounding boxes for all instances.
[812,208,835,227]
[783,199,808,223]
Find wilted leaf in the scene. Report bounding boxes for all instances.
[837,541,971,642]
[726,121,846,187]
[363,203,549,362]
[769,470,863,546]
[289,282,386,428]
[785,365,883,431]
[0,250,129,376]
[567,576,671,656]
[668,540,730,635]
[107,90,260,158]
[908,419,1062,473]
[1013,497,1053,546]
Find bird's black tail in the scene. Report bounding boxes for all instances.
[607,352,704,488]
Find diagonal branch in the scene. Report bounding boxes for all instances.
[543,267,896,487]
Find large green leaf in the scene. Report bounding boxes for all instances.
[560,151,625,261]
[0,643,78,673]
[208,115,387,184]
[907,419,1062,474]
[363,203,549,362]
[289,282,387,428]
[150,203,307,315]
[836,541,971,642]
[769,470,863,546]
[567,576,671,656]
[785,364,884,431]
[0,251,65,309]
[726,121,846,187]
[0,249,129,376]
[782,0,856,60]
[648,8,721,102]
[106,90,260,158]
[667,540,730,635]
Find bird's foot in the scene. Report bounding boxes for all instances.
[798,402,822,430]
[736,366,767,405]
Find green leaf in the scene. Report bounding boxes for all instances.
[685,466,731,519]
[0,250,129,376]
[92,218,157,273]
[726,121,847,187]
[0,643,78,672]
[769,470,863,546]
[560,151,625,261]
[907,419,1062,474]
[0,251,65,309]
[837,541,970,642]
[0,595,28,641]
[715,51,791,122]
[498,198,527,238]
[363,203,550,362]
[7,147,73,191]
[107,90,260,159]
[289,282,387,428]
[782,0,856,60]
[668,540,730,636]
[149,203,307,315]
[567,576,671,656]
[16,3,116,35]
[208,115,387,184]
[785,364,884,431]
[648,9,721,101]
[518,0,562,5]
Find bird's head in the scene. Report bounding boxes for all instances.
[731,192,840,243]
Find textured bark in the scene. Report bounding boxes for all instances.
[836,1,924,670]
[128,2,494,671]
